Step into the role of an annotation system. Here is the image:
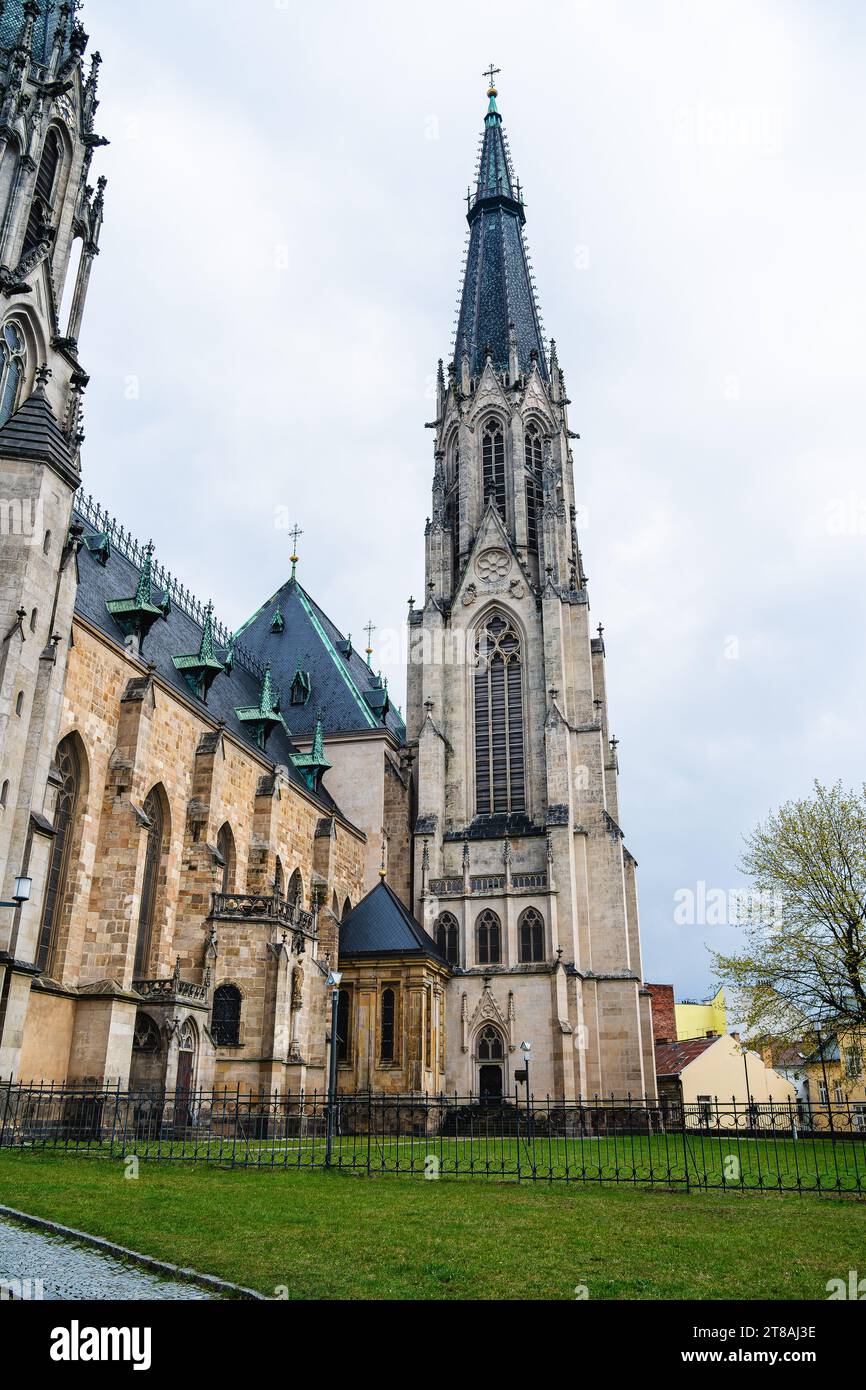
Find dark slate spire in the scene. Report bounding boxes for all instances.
[454,73,547,382]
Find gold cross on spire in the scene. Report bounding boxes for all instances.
[483,63,501,94]
[364,620,376,663]
[289,522,303,580]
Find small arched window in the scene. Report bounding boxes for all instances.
[15,691,23,716]
[477,1025,504,1061]
[36,735,81,972]
[216,822,235,894]
[212,984,242,1046]
[435,912,459,966]
[0,321,26,425]
[0,780,8,808]
[525,425,543,554]
[336,987,352,1062]
[43,529,52,556]
[518,908,545,963]
[133,787,166,979]
[474,611,525,815]
[288,869,303,908]
[476,909,502,965]
[482,418,506,517]
[380,987,396,1062]
[29,607,37,633]
[23,128,61,255]
[342,896,352,921]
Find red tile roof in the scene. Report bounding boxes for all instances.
[655,1036,718,1076]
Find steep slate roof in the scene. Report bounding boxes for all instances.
[0,0,75,65]
[455,85,547,381]
[654,1036,719,1077]
[234,575,405,743]
[339,880,448,963]
[72,510,346,817]
[0,383,78,486]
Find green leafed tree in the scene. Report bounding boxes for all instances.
[713,781,866,1038]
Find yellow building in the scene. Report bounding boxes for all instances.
[674,987,727,1041]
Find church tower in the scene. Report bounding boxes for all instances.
[0,0,106,1072]
[407,74,655,1099]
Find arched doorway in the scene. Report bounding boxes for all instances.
[175,1019,197,1128]
[476,1024,505,1102]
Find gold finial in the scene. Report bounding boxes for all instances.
[379,829,387,879]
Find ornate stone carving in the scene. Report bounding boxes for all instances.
[475,547,512,583]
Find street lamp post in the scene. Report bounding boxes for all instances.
[324,970,342,1167]
[519,1040,532,1138]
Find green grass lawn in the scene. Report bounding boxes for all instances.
[1,1150,865,1299]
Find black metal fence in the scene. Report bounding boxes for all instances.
[1,1082,865,1193]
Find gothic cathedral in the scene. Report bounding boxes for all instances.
[0,5,654,1102]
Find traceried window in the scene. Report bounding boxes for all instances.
[435,912,459,966]
[477,1025,504,1061]
[133,787,165,979]
[380,987,396,1062]
[482,418,506,517]
[474,611,525,815]
[518,908,545,963]
[212,984,241,1046]
[0,321,26,425]
[23,128,61,256]
[36,735,80,972]
[476,909,502,965]
[524,424,543,554]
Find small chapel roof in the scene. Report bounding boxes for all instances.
[339,880,448,963]
[233,573,406,744]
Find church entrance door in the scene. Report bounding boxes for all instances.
[479,1064,503,1103]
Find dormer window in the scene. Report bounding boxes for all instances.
[290,668,311,705]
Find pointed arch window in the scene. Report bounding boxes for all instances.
[23,128,61,256]
[474,611,525,815]
[477,1024,504,1061]
[36,735,80,973]
[380,987,396,1062]
[0,321,26,426]
[525,425,543,554]
[134,788,165,979]
[288,869,303,909]
[216,822,235,894]
[212,984,242,1046]
[476,909,502,965]
[482,418,506,517]
[518,908,545,963]
[435,912,459,966]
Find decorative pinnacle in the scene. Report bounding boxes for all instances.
[198,601,216,663]
[379,829,387,879]
[134,541,155,606]
[35,363,51,390]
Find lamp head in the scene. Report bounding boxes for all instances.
[13,875,31,904]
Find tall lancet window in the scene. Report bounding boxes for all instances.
[474,612,526,815]
[23,128,61,256]
[524,425,543,555]
[36,735,81,973]
[134,787,166,979]
[482,419,506,517]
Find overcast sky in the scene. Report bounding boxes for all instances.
[77,0,866,1001]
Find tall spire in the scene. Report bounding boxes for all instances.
[454,69,547,382]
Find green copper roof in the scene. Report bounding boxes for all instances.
[106,542,171,649]
[292,710,332,792]
[172,601,225,703]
